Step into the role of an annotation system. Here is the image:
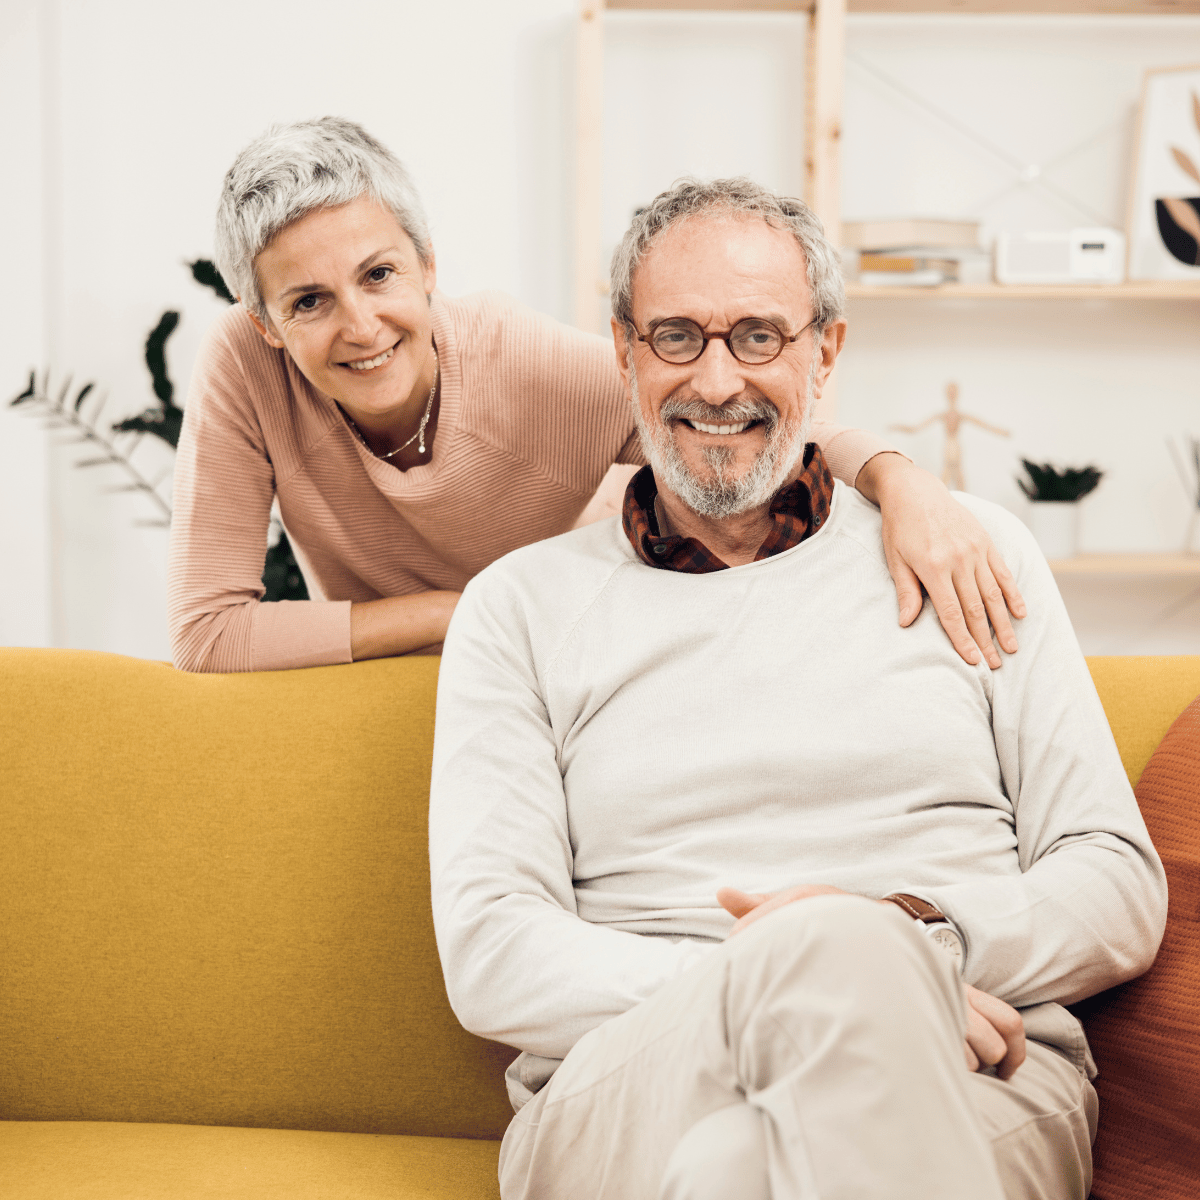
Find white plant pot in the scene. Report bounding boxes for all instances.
[1027,501,1080,561]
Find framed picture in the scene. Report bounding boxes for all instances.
[1127,64,1200,280]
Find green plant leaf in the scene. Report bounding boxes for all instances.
[189,259,236,305]
[1017,458,1103,502]
[144,311,179,406]
[261,530,310,602]
[73,382,95,412]
[9,370,37,406]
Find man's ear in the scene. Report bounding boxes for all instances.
[812,318,847,397]
[611,318,634,395]
[245,306,286,350]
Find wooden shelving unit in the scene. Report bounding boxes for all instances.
[576,0,1200,331]
[847,282,1200,300]
[1049,553,1200,575]
[577,5,1200,580]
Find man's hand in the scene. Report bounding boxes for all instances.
[963,984,1025,1080]
[720,887,1027,1082]
[718,884,851,937]
[854,452,1026,670]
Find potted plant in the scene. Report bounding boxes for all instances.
[9,261,307,603]
[1017,459,1104,560]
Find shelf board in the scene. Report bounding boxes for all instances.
[848,1,1200,12]
[605,1,1200,13]
[846,281,1200,299]
[1049,552,1200,576]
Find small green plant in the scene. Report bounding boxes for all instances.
[9,260,308,602]
[1016,459,1103,503]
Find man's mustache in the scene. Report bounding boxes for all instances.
[659,394,780,431]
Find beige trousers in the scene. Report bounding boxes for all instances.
[499,896,1096,1200]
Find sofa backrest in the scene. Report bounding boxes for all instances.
[0,649,513,1139]
[1,649,1198,1142]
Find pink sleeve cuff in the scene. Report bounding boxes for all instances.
[813,424,907,489]
[249,600,354,672]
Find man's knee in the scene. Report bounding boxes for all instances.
[728,893,937,980]
[658,1103,769,1200]
[720,893,965,1046]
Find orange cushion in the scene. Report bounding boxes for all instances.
[1075,694,1200,1200]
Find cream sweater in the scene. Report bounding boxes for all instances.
[429,484,1167,1062]
[168,293,892,672]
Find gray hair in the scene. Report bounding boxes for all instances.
[610,177,844,336]
[214,116,432,320]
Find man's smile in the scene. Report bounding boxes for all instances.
[680,419,758,436]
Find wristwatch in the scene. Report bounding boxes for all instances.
[882,893,964,971]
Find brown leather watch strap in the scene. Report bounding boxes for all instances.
[881,893,946,924]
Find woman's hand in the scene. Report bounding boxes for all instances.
[854,453,1025,669]
[350,591,461,661]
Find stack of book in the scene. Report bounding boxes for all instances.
[843,219,991,287]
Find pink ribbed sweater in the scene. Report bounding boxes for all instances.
[168,291,892,673]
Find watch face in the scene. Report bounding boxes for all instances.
[929,924,964,968]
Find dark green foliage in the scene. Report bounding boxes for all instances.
[1017,459,1103,502]
[8,371,172,525]
[11,260,309,601]
[111,310,185,449]
[189,259,236,305]
[11,370,36,404]
[261,530,309,602]
[146,310,179,405]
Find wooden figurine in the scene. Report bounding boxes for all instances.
[890,383,1010,492]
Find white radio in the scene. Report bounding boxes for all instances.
[994,228,1126,285]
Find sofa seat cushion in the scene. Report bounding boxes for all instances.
[0,1121,501,1200]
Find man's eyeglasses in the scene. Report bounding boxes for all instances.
[635,316,817,366]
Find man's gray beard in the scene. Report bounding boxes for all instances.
[630,361,816,520]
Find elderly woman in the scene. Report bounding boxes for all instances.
[169,117,1022,673]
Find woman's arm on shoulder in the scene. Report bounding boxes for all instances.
[811,421,1025,671]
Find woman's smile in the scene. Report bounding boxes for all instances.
[343,341,399,371]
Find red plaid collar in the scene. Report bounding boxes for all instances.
[621,443,835,573]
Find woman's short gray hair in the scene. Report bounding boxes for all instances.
[214,116,431,320]
[610,177,844,335]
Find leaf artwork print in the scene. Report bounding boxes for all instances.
[1172,146,1200,188]
[1156,91,1200,267]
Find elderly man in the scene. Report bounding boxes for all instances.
[428,179,1166,1200]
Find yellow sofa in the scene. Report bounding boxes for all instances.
[1,648,1198,1200]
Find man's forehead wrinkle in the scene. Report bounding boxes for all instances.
[631,216,812,329]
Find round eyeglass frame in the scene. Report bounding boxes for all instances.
[635,315,818,366]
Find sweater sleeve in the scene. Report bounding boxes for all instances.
[429,568,715,1058]
[168,317,352,673]
[914,501,1167,1007]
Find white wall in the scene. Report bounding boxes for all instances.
[0,1,52,648]
[2,4,1198,658]
[1,0,580,658]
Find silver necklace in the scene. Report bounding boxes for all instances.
[346,354,438,460]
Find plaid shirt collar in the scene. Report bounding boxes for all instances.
[621,443,835,574]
